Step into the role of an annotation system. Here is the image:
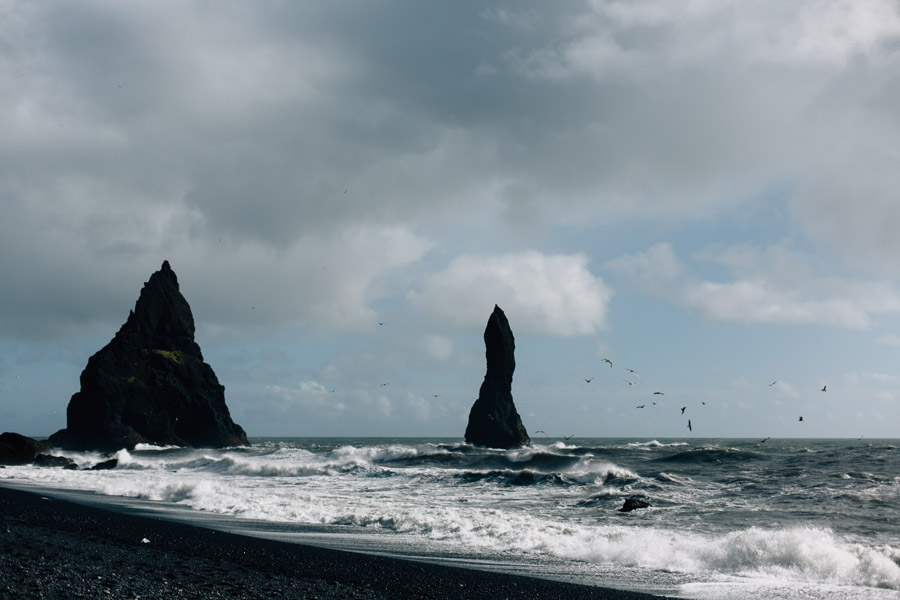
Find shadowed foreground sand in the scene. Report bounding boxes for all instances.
[0,485,670,600]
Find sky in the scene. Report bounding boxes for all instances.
[2,0,900,440]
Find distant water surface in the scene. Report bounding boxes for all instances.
[3,437,900,599]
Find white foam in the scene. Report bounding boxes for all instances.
[133,443,181,451]
[5,440,899,596]
[565,456,639,483]
[627,440,689,449]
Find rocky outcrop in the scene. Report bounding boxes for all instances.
[0,432,50,465]
[618,498,651,512]
[33,454,77,469]
[50,261,249,452]
[464,305,530,449]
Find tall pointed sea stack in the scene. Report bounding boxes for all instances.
[50,261,249,452]
[464,305,530,449]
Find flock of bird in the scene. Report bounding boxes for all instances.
[564,357,822,438]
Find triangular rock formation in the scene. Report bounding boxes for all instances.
[50,261,249,451]
[464,305,530,448]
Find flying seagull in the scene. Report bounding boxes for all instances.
[687,420,692,432]
[759,437,771,444]
[584,377,594,383]
[680,406,687,414]
[623,379,635,386]
[798,416,803,422]
[625,368,639,376]
[636,404,645,409]
[562,434,574,440]
[769,381,777,387]
[653,391,664,395]
[602,358,613,368]
[821,385,827,392]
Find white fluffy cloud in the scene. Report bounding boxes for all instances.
[422,335,454,361]
[411,251,611,335]
[609,243,900,329]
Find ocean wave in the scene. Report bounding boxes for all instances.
[655,472,694,485]
[267,498,900,592]
[132,443,182,451]
[456,468,575,486]
[8,437,900,596]
[627,440,689,449]
[704,527,900,590]
[656,446,764,464]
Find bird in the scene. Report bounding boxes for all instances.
[759,437,770,443]
[562,434,574,440]
[653,391,664,395]
[636,404,645,409]
[584,377,594,383]
[821,385,827,392]
[625,368,639,376]
[769,381,777,387]
[687,420,692,432]
[378,322,384,326]
[602,359,613,368]
[680,407,686,414]
[798,416,803,422]
[534,430,549,437]
[623,379,635,386]
[432,394,441,398]
[379,383,390,387]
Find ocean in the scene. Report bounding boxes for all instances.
[2,437,899,599]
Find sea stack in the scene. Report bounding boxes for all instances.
[464,305,530,449]
[49,261,249,452]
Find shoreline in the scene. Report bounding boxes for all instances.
[0,484,670,599]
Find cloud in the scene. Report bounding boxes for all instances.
[410,251,612,335]
[4,1,900,300]
[423,335,454,361]
[0,220,433,340]
[609,242,900,329]
[604,243,685,291]
[264,381,348,416]
[843,372,899,386]
[876,334,900,347]
[262,381,396,421]
[681,280,873,328]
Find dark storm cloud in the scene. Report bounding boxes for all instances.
[2,0,900,340]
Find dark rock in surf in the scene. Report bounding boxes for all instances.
[90,458,118,471]
[32,454,76,469]
[0,432,51,465]
[618,498,651,512]
[49,261,250,452]
[464,305,530,449]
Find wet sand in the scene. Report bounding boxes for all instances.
[0,484,670,599]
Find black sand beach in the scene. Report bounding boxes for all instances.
[0,485,669,600]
